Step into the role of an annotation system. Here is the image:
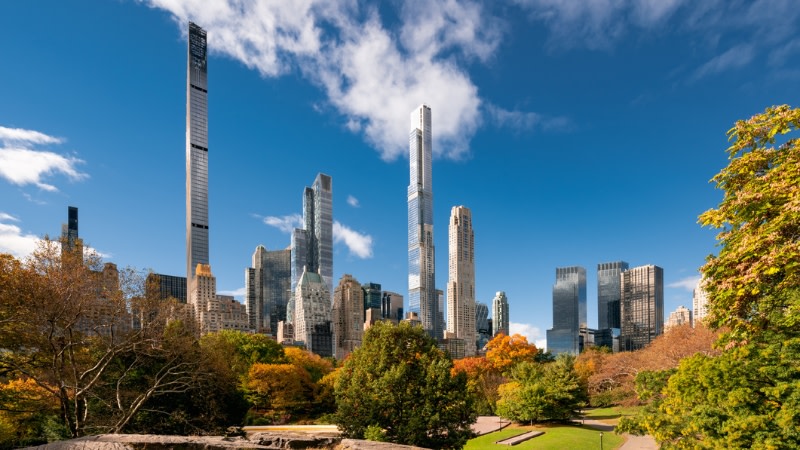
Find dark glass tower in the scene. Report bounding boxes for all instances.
[186,22,209,295]
[290,173,333,294]
[597,261,629,329]
[546,266,587,355]
[620,265,664,351]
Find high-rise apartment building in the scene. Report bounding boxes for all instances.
[186,22,210,296]
[381,291,404,322]
[245,245,291,335]
[190,263,219,334]
[333,274,365,360]
[293,267,332,356]
[547,266,587,355]
[61,206,81,256]
[620,265,664,351]
[693,278,709,327]
[447,206,476,356]
[291,174,333,294]
[146,273,187,303]
[408,104,439,339]
[491,291,509,337]
[597,261,628,330]
[362,282,382,317]
[666,305,692,330]
[476,302,490,351]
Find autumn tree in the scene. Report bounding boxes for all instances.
[334,322,475,449]
[246,363,314,423]
[452,356,504,415]
[485,333,540,374]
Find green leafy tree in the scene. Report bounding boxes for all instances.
[334,321,475,449]
[496,354,587,424]
[699,104,800,339]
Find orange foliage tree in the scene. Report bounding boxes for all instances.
[485,333,539,374]
[245,363,313,423]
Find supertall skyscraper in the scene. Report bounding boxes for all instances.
[291,174,333,294]
[408,104,439,339]
[547,266,587,355]
[597,261,628,330]
[186,22,209,296]
[447,205,476,356]
[620,264,664,351]
[60,206,82,256]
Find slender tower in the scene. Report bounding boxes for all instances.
[408,104,439,339]
[186,22,209,297]
[447,205,476,356]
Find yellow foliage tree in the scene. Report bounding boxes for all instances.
[485,333,538,373]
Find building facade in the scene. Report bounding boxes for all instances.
[190,263,219,334]
[446,205,476,356]
[666,305,693,330]
[620,265,664,351]
[293,267,332,356]
[692,278,709,326]
[146,273,187,303]
[333,274,365,360]
[597,261,628,330]
[61,206,81,256]
[291,174,333,294]
[546,266,587,355]
[186,22,210,297]
[408,104,439,339]
[362,282,382,318]
[245,245,291,335]
[491,291,509,337]
[381,291,404,322]
[475,302,490,352]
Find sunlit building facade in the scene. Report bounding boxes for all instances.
[620,265,664,351]
[291,174,333,295]
[333,274,365,360]
[491,291,509,337]
[245,245,291,335]
[546,266,587,355]
[447,205,476,356]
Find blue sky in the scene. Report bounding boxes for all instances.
[1,0,798,348]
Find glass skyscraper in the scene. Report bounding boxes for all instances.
[597,261,628,330]
[186,22,209,295]
[291,173,333,294]
[546,266,587,355]
[408,104,439,339]
[620,265,664,351]
[245,245,291,335]
[491,291,509,337]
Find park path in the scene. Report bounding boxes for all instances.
[470,416,511,436]
[581,418,657,450]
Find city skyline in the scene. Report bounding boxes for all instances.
[2,1,799,348]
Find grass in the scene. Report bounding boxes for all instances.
[465,423,626,450]
[582,406,641,423]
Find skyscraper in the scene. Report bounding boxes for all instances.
[291,174,333,294]
[597,261,628,330]
[546,266,587,355]
[692,278,709,327]
[665,305,692,330]
[333,274,365,360]
[61,206,81,256]
[381,291,404,322]
[362,282,382,317]
[620,265,664,351]
[245,245,291,335]
[293,267,332,356]
[476,302,490,351]
[408,104,439,339]
[491,291,509,337]
[447,205,476,356]
[186,22,209,296]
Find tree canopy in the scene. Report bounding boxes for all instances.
[333,321,475,449]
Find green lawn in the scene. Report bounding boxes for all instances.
[465,423,625,450]
[582,406,641,423]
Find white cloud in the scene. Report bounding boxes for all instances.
[0,212,19,222]
[0,221,39,258]
[0,126,86,192]
[144,0,498,160]
[346,195,360,208]
[0,126,64,146]
[333,221,373,259]
[667,274,701,291]
[509,322,546,350]
[218,286,246,298]
[263,214,303,234]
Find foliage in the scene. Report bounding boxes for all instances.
[246,363,313,422]
[452,356,504,415]
[699,104,800,339]
[496,355,587,424]
[284,347,333,382]
[334,321,475,449]
[199,330,285,379]
[0,378,65,448]
[485,333,540,374]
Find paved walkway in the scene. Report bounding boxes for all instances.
[581,419,657,450]
[471,416,511,436]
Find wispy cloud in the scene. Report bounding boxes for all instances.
[346,195,360,208]
[144,0,501,160]
[219,287,246,298]
[691,44,755,81]
[263,214,303,234]
[509,322,546,350]
[667,275,701,291]
[0,125,87,192]
[0,212,19,222]
[333,221,373,259]
[487,104,570,132]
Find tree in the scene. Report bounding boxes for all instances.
[452,356,504,415]
[485,333,540,374]
[246,363,313,423]
[699,105,800,339]
[496,354,587,424]
[334,322,475,449]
